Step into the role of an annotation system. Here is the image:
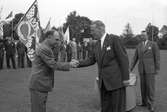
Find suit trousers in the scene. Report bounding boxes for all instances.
[140,73,155,108]
[6,54,16,69]
[17,53,25,68]
[0,53,4,69]
[100,82,126,112]
[30,89,48,112]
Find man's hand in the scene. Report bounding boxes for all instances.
[123,80,129,86]
[70,59,79,68]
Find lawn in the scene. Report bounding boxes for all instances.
[0,49,167,112]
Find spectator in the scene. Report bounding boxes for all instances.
[16,40,26,68]
[5,37,16,69]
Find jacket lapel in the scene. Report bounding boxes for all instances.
[100,34,109,65]
[144,41,151,53]
[97,40,101,62]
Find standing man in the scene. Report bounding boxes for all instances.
[59,41,67,62]
[77,42,82,60]
[29,30,77,112]
[66,41,72,62]
[0,39,5,70]
[130,30,160,112]
[71,38,77,59]
[5,37,16,69]
[82,41,88,59]
[16,40,26,68]
[77,20,129,112]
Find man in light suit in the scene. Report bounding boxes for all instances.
[77,20,129,112]
[130,30,160,112]
[29,30,77,112]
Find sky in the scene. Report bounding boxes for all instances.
[0,0,167,35]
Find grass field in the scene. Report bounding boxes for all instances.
[0,49,167,112]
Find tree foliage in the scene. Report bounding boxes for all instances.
[145,23,159,41]
[63,11,92,43]
[3,13,24,40]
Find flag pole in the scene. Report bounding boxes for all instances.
[14,0,37,31]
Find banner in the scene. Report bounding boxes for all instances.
[44,18,51,33]
[16,0,41,61]
[64,26,70,44]
[0,22,3,39]
[5,11,13,19]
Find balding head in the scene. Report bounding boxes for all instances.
[91,20,105,30]
[90,20,105,40]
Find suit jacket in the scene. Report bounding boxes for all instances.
[130,40,160,74]
[79,34,129,91]
[29,43,70,92]
[5,41,16,55]
[16,41,26,55]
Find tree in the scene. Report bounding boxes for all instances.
[63,11,92,43]
[145,23,159,42]
[121,23,134,45]
[3,13,24,40]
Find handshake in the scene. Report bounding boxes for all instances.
[69,59,80,68]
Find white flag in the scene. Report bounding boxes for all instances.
[64,27,70,44]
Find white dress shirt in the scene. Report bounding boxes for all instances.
[100,33,107,48]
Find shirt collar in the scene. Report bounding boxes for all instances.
[101,33,107,42]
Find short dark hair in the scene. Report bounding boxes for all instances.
[91,20,105,29]
[40,30,55,42]
[45,30,55,38]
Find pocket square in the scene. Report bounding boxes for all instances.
[106,46,111,51]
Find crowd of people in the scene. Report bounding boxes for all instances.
[0,36,95,70]
[0,37,32,70]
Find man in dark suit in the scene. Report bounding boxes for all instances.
[0,39,5,69]
[66,41,72,62]
[5,38,16,69]
[76,20,129,112]
[16,40,26,68]
[29,30,77,112]
[130,30,160,112]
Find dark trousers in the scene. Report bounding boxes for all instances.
[67,53,72,62]
[18,54,25,68]
[100,82,126,112]
[140,73,155,108]
[30,89,48,112]
[6,54,16,69]
[0,53,4,69]
[77,51,82,60]
[82,51,87,60]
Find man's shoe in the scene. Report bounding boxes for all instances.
[149,107,154,112]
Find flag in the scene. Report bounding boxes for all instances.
[64,26,70,44]
[15,0,41,61]
[0,22,3,39]
[44,18,51,33]
[5,11,13,19]
[0,6,3,20]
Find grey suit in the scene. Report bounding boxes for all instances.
[130,40,160,108]
[29,43,70,112]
